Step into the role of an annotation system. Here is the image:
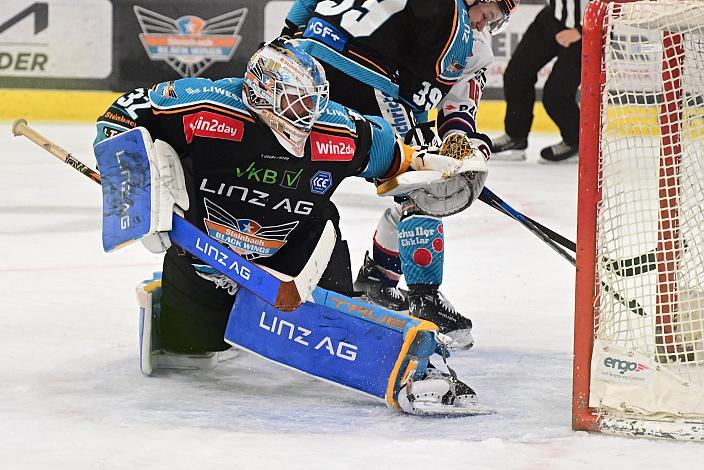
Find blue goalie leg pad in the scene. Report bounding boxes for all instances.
[224,287,439,409]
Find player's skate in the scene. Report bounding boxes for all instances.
[354,251,409,311]
[408,285,474,350]
[137,276,220,376]
[397,363,494,416]
[490,133,527,161]
[538,140,578,164]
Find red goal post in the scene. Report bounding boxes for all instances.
[574,0,704,440]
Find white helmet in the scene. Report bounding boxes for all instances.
[488,0,518,35]
[470,0,518,35]
[243,40,329,157]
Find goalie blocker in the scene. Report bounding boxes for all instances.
[94,127,188,253]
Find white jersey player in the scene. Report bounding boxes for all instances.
[354,27,499,349]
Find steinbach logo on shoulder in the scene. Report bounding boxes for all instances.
[310,132,355,162]
[183,111,244,143]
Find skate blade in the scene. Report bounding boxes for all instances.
[410,401,496,417]
[491,150,526,162]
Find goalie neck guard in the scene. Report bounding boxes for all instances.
[243,40,329,157]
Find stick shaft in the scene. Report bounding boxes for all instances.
[12,118,101,184]
[479,187,576,265]
[11,119,331,311]
[478,187,647,316]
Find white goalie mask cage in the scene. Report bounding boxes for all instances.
[243,41,329,157]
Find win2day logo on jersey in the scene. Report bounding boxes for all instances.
[310,132,355,162]
[202,198,298,260]
[134,6,248,78]
[183,111,244,143]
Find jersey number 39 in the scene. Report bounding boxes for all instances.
[315,0,408,37]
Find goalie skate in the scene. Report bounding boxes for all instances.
[397,366,495,416]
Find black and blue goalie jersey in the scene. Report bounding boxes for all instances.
[95,77,401,276]
[285,0,473,112]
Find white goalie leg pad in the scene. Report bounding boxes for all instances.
[136,276,218,376]
[137,278,160,376]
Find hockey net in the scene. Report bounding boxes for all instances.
[574,0,704,440]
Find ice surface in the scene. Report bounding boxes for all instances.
[1,123,701,469]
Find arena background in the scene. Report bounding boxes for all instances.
[0,0,558,132]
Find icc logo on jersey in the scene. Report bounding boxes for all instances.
[310,170,333,195]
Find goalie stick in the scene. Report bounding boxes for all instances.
[479,187,666,279]
[479,186,576,265]
[478,186,647,316]
[11,118,334,312]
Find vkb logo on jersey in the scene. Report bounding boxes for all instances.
[310,170,333,195]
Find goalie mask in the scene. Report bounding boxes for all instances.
[243,41,329,157]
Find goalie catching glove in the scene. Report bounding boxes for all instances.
[94,127,189,253]
[377,132,489,217]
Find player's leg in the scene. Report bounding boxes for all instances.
[398,201,474,350]
[159,247,236,353]
[354,205,409,310]
[351,86,417,310]
[493,6,562,160]
[138,247,235,375]
[539,40,582,164]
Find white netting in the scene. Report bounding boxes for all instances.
[591,0,704,420]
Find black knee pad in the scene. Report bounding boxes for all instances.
[159,248,234,354]
[318,237,355,295]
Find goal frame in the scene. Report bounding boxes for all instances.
[573,0,704,440]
